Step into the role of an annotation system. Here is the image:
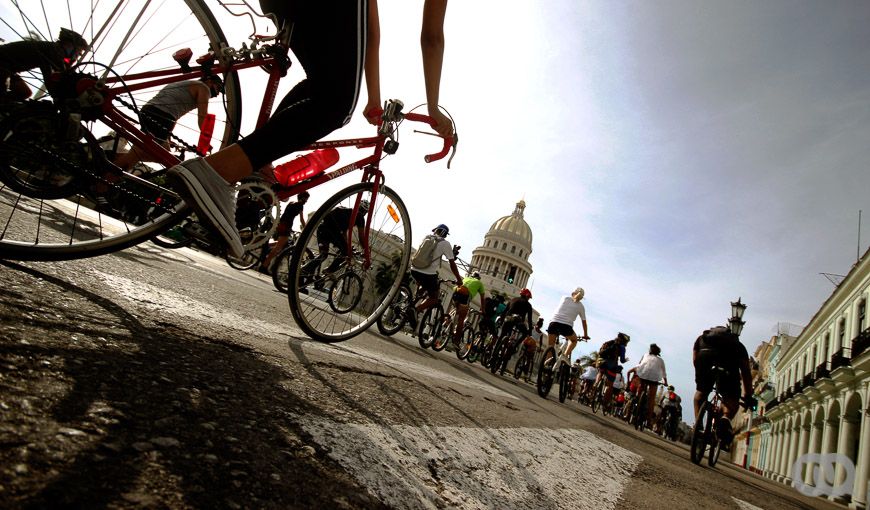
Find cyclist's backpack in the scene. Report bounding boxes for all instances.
[599,339,618,360]
[411,235,441,269]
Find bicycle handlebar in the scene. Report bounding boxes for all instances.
[402,112,456,165]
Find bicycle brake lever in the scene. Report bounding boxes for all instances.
[447,132,458,169]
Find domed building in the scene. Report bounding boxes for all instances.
[470,200,533,298]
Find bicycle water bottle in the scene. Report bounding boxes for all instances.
[273,148,340,187]
[196,113,216,156]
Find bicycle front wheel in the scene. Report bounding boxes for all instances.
[590,381,602,414]
[558,363,571,403]
[287,183,412,342]
[0,0,242,261]
[376,285,411,336]
[536,347,556,398]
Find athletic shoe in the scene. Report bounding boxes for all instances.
[167,158,243,257]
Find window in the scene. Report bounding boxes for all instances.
[510,246,516,254]
[519,250,524,257]
[812,344,818,368]
[824,333,830,360]
[858,299,867,334]
[838,318,846,350]
[502,242,507,250]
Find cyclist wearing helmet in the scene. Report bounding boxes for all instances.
[499,289,534,354]
[115,74,225,171]
[300,200,369,281]
[260,191,310,273]
[449,271,486,344]
[545,287,590,363]
[0,28,88,101]
[405,224,462,332]
[595,332,630,409]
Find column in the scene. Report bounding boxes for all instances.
[805,420,822,486]
[760,430,769,477]
[797,423,810,484]
[833,416,859,501]
[851,409,870,509]
[775,428,787,481]
[785,423,799,483]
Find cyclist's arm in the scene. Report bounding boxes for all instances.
[448,258,461,285]
[190,81,212,131]
[580,318,589,339]
[363,0,381,123]
[298,208,306,229]
[420,0,452,137]
[524,307,532,332]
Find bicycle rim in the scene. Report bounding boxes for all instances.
[536,347,556,398]
[287,183,411,342]
[272,248,292,293]
[376,285,410,336]
[590,382,601,413]
[0,0,242,261]
[690,403,709,464]
[431,317,451,352]
[558,364,570,403]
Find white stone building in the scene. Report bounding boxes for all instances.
[470,200,533,298]
[761,247,870,508]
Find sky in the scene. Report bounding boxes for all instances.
[4,1,869,425]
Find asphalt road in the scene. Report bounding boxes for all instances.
[0,243,843,509]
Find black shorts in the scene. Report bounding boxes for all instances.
[410,270,438,300]
[546,321,575,338]
[600,358,619,381]
[694,350,741,398]
[139,105,175,144]
[452,290,470,306]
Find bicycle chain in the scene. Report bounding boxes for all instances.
[23,132,178,217]
[114,94,202,157]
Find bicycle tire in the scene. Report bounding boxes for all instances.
[376,285,411,336]
[558,363,571,403]
[327,272,364,314]
[431,315,452,352]
[708,416,722,467]
[690,402,710,464]
[150,225,194,249]
[489,337,506,375]
[634,392,648,431]
[287,183,412,342]
[0,0,242,261]
[590,380,603,414]
[456,327,474,360]
[536,347,556,398]
[513,352,527,379]
[417,306,441,349]
[467,331,484,364]
[480,334,495,368]
[271,246,295,293]
[226,250,260,271]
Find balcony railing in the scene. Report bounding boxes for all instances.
[815,361,831,380]
[831,347,852,371]
[792,381,804,393]
[802,373,815,388]
[766,397,780,411]
[851,327,870,358]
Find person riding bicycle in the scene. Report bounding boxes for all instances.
[260,191,309,273]
[165,0,453,257]
[114,75,224,172]
[656,385,682,435]
[544,287,590,365]
[498,289,534,362]
[449,271,486,345]
[405,224,462,333]
[299,200,369,284]
[594,332,630,409]
[693,325,755,449]
[626,343,668,428]
[579,363,599,400]
[519,327,539,382]
[0,28,88,102]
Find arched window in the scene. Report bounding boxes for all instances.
[823,333,830,360]
[502,242,507,250]
[510,246,516,254]
[519,250,524,257]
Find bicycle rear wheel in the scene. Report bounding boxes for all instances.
[489,337,506,375]
[376,284,411,336]
[634,392,648,431]
[0,0,242,261]
[536,347,556,398]
[590,380,602,414]
[287,183,412,342]
[418,305,443,349]
[690,402,711,465]
[558,363,571,403]
[708,418,723,467]
[431,317,452,352]
[456,327,474,360]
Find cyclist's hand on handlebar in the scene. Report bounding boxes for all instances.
[363,104,383,126]
[428,106,454,138]
[581,335,590,341]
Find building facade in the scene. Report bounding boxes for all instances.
[470,200,533,298]
[761,248,870,508]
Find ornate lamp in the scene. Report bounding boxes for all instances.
[729,297,747,336]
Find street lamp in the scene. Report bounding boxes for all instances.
[729,297,747,336]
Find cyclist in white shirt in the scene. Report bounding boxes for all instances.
[545,287,590,363]
[626,343,668,427]
[579,364,598,399]
[405,224,462,331]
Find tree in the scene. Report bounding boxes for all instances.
[577,351,599,369]
[374,251,404,297]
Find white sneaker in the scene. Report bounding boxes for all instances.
[168,158,244,257]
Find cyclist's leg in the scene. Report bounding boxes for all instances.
[301,227,331,275]
[644,381,658,424]
[453,303,469,341]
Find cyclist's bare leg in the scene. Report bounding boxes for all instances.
[644,383,657,423]
[722,395,740,420]
[454,303,469,341]
[204,144,254,184]
[561,333,579,361]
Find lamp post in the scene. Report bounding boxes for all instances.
[730,297,754,469]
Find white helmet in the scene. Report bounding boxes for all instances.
[573,287,585,300]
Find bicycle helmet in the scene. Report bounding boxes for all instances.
[668,385,675,391]
[573,287,585,300]
[520,288,532,299]
[58,28,88,49]
[433,224,449,236]
[617,332,630,344]
[472,271,481,279]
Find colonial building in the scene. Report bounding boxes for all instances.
[470,200,533,298]
[761,248,870,508]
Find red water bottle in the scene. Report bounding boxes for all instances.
[196,113,216,156]
[273,148,340,187]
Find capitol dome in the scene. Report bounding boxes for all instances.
[470,200,534,295]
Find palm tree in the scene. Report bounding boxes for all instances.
[577,350,599,369]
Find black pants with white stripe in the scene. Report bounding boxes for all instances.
[239,0,368,170]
